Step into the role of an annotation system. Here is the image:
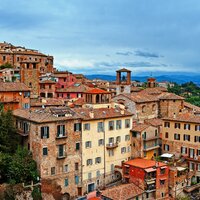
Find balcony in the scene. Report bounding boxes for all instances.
[143,136,159,141]
[57,152,67,159]
[143,145,160,151]
[146,184,156,192]
[183,183,200,193]
[106,142,118,149]
[56,133,67,139]
[17,129,29,136]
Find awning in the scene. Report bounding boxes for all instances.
[145,168,156,173]
[161,153,174,158]
[161,166,167,169]
[124,165,130,168]
[146,181,155,184]
[160,178,167,181]
[177,167,186,171]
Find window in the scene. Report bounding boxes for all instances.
[2,55,6,61]
[76,142,80,150]
[152,104,156,111]
[125,135,130,141]
[125,119,130,128]
[164,144,170,151]
[132,131,137,137]
[75,163,79,171]
[174,133,180,140]
[98,139,104,146]
[184,124,190,130]
[111,164,114,172]
[109,137,114,144]
[96,170,100,177]
[184,134,190,141]
[64,178,68,187]
[142,105,146,113]
[58,144,65,158]
[23,103,30,109]
[121,147,126,154]
[88,173,92,180]
[116,136,121,143]
[189,148,195,158]
[108,121,114,130]
[160,180,165,185]
[164,122,170,128]
[194,136,200,143]
[108,150,114,157]
[51,167,55,175]
[175,123,181,129]
[155,129,158,136]
[24,92,30,98]
[116,120,122,129]
[95,157,101,164]
[189,162,195,171]
[41,126,49,139]
[97,122,104,132]
[43,147,48,156]
[64,164,68,173]
[85,141,92,148]
[57,125,65,137]
[127,146,131,152]
[160,168,166,174]
[197,149,200,156]
[161,193,165,197]
[195,125,200,131]
[29,82,32,88]
[87,159,93,166]
[84,123,90,131]
[146,193,149,199]
[181,147,188,154]
[74,123,81,132]
[75,175,79,184]
[165,132,168,138]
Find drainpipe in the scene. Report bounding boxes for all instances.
[103,119,106,188]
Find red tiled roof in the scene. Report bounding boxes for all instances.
[124,158,166,168]
[132,123,150,132]
[0,82,30,92]
[84,88,110,94]
[39,80,56,84]
[56,84,90,93]
[163,113,200,123]
[184,102,200,113]
[101,183,143,200]
[158,92,184,100]
[144,118,163,127]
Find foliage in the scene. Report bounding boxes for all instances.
[168,81,200,107]
[176,195,190,200]
[0,62,13,70]
[32,186,42,200]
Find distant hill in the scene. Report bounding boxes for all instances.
[86,74,200,85]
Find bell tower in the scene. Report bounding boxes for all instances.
[116,68,131,95]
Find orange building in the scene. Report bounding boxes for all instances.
[0,82,30,111]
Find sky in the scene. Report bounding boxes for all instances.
[1,0,200,75]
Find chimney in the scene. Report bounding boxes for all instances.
[120,109,125,115]
[89,110,94,118]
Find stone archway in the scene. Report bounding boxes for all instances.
[62,193,70,200]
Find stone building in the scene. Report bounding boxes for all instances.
[123,158,169,200]
[0,42,53,74]
[13,107,82,199]
[162,113,200,194]
[74,107,133,194]
[0,82,30,111]
[39,80,56,98]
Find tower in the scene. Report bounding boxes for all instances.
[147,77,156,88]
[116,68,131,95]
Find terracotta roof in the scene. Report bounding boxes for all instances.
[56,84,90,93]
[132,123,150,132]
[163,113,200,124]
[131,86,142,92]
[84,88,110,94]
[0,82,30,92]
[31,98,65,107]
[144,118,163,127]
[184,102,200,113]
[73,107,133,120]
[72,98,85,106]
[116,68,131,72]
[101,183,143,200]
[124,158,166,168]
[13,107,81,123]
[139,87,167,95]
[158,92,184,100]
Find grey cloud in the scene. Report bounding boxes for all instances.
[134,50,162,58]
[116,51,133,56]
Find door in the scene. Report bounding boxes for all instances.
[88,183,95,193]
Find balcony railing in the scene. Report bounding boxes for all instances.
[17,129,29,136]
[143,145,160,151]
[56,133,67,139]
[57,152,67,159]
[143,136,159,141]
[184,183,200,193]
[106,142,118,149]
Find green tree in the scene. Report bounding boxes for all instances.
[7,147,38,184]
[0,62,13,70]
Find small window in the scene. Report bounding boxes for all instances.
[160,168,166,174]
[111,164,114,172]
[97,122,104,132]
[174,133,180,140]
[86,159,93,166]
[51,167,55,175]
[96,170,100,177]
[76,142,80,150]
[164,122,170,128]
[125,135,130,141]
[88,172,92,180]
[43,147,48,156]
[121,147,126,154]
[108,150,114,157]
[74,123,81,132]
[175,123,181,129]
[125,119,130,128]
[64,178,68,187]
[142,105,146,113]
[95,157,101,164]
[108,121,114,131]
[98,139,104,146]
[75,175,79,184]
[75,163,79,171]
[116,120,122,130]
[85,141,92,148]
[84,123,90,131]
[64,164,68,173]
[116,136,121,143]
[41,126,49,139]
[165,132,168,138]
[184,124,190,130]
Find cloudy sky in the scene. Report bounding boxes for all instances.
[1,0,200,75]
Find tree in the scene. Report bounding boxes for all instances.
[0,62,13,70]
[6,147,38,184]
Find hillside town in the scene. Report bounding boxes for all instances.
[0,42,200,200]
